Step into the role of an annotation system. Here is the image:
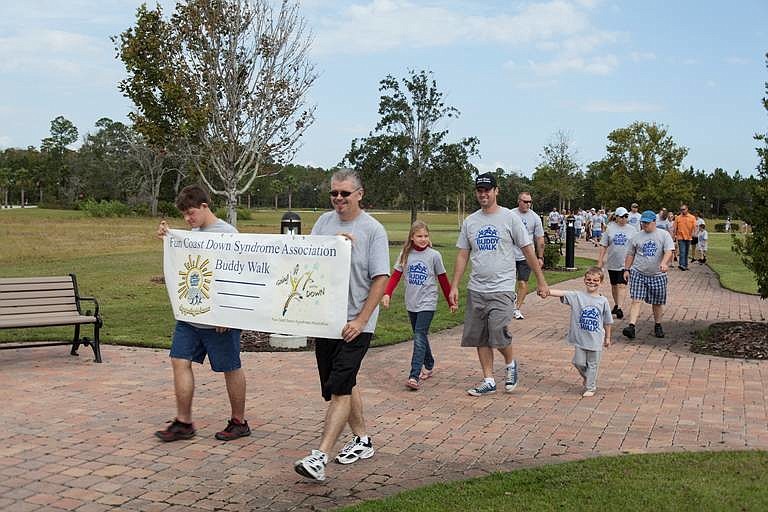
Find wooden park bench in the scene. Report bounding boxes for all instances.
[0,275,103,362]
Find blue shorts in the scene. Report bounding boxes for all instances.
[628,270,667,305]
[592,229,602,239]
[170,321,242,372]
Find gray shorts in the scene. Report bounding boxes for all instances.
[515,259,532,281]
[461,290,516,348]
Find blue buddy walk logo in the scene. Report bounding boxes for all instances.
[408,261,429,286]
[613,233,628,246]
[641,240,658,257]
[579,306,601,332]
[177,255,212,316]
[476,225,500,251]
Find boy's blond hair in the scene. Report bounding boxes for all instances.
[585,266,604,281]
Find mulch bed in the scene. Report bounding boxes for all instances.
[691,322,768,359]
[240,331,314,352]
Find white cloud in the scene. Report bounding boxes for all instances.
[726,56,750,65]
[312,0,597,55]
[630,51,656,62]
[514,78,559,89]
[582,100,661,113]
[313,1,623,79]
[531,54,618,76]
[0,29,103,73]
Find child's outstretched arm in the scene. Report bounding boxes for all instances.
[381,269,403,309]
[547,288,566,298]
[604,324,612,347]
[437,273,457,312]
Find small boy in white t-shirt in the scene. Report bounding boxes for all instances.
[697,223,708,264]
[548,267,613,397]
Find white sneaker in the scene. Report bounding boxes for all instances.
[335,436,374,465]
[513,309,525,320]
[582,389,596,397]
[505,364,518,392]
[294,450,328,481]
[467,381,497,396]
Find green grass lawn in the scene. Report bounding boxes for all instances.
[339,451,768,512]
[705,232,759,295]
[0,208,758,347]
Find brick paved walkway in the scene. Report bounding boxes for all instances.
[2,244,767,511]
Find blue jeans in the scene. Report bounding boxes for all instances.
[408,310,435,380]
[678,240,691,269]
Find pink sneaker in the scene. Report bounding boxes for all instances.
[419,368,434,380]
[406,378,420,390]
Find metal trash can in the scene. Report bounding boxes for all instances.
[280,211,301,235]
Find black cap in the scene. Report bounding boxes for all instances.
[475,173,497,189]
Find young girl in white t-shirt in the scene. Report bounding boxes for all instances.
[381,221,456,390]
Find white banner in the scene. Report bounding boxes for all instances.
[163,229,351,338]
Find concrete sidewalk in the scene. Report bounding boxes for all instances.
[2,247,767,511]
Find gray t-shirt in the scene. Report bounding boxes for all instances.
[591,214,607,232]
[187,218,238,329]
[698,230,708,250]
[394,247,446,312]
[560,291,613,351]
[695,217,705,236]
[600,223,637,271]
[627,212,641,231]
[457,207,531,293]
[627,228,674,276]
[311,210,390,333]
[511,207,544,261]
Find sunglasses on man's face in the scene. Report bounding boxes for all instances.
[329,188,360,198]
[520,200,532,204]
[621,214,629,218]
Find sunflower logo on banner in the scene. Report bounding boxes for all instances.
[177,255,213,316]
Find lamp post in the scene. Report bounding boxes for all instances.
[565,214,576,270]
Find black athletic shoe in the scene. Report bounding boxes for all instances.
[622,324,636,339]
[215,418,251,441]
[615,308,624,319]
[155,419,195,442]
[654,323,665,338]
[611,305,618,315]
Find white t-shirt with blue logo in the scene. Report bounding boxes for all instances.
[600,223,637,271]
[591,214,607,233]
[628,212,642,230]
[560,291,613,351]
[457,207,531,293]
[627,228,675,276]
[394,247,446,313]
[511,207,544,261]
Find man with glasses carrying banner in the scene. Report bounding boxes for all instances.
[294,169,390,482]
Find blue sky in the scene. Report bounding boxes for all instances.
[1,0,766,177]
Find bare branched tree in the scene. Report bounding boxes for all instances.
[128,136,169,216]
[173,0,317,224]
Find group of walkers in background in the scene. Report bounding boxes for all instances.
[547,205,709,264]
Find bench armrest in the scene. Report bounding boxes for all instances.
[77,296,101,317]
